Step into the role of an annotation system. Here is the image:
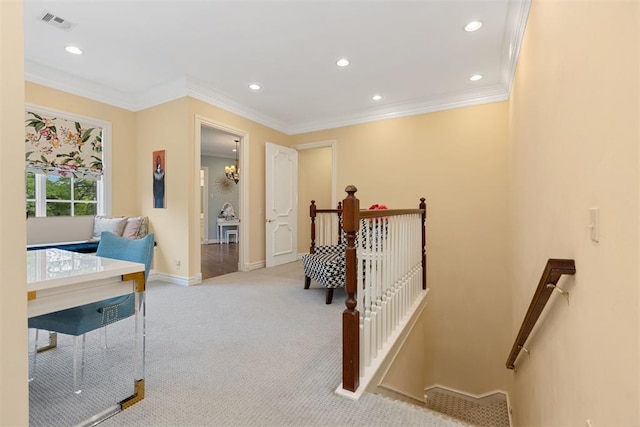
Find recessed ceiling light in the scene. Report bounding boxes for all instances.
[249,83,261,90]
[464,21,483,32]
[65,45,83,55]
[336,58,350,67]
[372,94,383,101]
[469,74,483,81]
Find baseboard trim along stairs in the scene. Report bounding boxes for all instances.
[424,385,512,427]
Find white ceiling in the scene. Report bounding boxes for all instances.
[201,127,239,158]
[23,0,530,138]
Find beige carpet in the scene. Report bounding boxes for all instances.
[30,261,465,427]
[425,388,510,427]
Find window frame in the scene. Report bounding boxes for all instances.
[25,105,112,217]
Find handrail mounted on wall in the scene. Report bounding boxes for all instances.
[506,258,576,370]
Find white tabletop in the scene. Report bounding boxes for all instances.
[27,248,144,293]
[217,219,239,225]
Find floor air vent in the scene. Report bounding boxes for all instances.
[39,11,73,30]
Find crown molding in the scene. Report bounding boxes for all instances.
[184,78,290,134]
[132,77,189,111]
[24,0,530,136]
[287,85,510,135]
[500,0,532,95]
[24,65,510,135]
[24,60,136,111]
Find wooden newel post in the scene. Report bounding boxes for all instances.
[309,200,317,254]
[337,201,343,244]
[342,185,360,392]
[420,197,427,290]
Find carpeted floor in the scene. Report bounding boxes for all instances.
[30,261,464,427]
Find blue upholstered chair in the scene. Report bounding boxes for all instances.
[29,231,154,393]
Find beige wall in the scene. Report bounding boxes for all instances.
[25,83,138,215]
[18,88,294,280]
[297,146,332,253]
[136,98,191,277]
[0,0,27,425]
[508,0,640,425]
[187,98,292,273]
[292,101,512,395]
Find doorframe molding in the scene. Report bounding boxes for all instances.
[200,166,209,243]
[195,115,249,273]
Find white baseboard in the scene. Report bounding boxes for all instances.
[149,271,202,286]
[375,383,428,407]
[244,260,265,271]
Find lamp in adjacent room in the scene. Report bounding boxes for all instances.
[225,139,240,184]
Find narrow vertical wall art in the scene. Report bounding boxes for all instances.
[153,150,166,208]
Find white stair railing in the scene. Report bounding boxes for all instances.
[357,213,424,377]
[315,212,341,246]
[337,185,427,398]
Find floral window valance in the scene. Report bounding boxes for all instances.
[25,111,103,179]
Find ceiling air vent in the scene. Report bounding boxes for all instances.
[39,11,73,30]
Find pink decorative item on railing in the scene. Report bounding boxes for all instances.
[365,204,388,248]
[367,204,388,221]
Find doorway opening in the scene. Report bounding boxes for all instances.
[293,140,337,259]
[197,121,246,280]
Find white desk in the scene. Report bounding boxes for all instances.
[27,248,147,420]
[27,248,145,318]
[217,219,239,244]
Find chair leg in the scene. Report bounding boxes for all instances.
[29,329,39,382]
[326,288,334,304]
[30,330,59,382]
[304,276,311,289]
[73,334,86,394]
[101,326,108,349]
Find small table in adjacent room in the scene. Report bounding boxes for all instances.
[27,248,146,426]
[217,218,239,244]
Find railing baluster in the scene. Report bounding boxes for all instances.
[339,189,427,396]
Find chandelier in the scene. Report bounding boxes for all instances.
[225,139,240,184]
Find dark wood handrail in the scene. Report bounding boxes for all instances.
[359,208,423,218]
[341,186,426,392]
[506,258,576,370]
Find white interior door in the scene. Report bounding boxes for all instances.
[265,142,298,267]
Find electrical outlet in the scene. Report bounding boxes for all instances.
[176,259,181,270]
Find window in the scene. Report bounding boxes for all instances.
[26,172,98,217]
[25,106,111,217]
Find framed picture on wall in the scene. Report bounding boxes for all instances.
[153,150,166,208]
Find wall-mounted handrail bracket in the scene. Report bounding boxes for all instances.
[546,283,570,303]
[506,258,576,370]
[518,345,530,356]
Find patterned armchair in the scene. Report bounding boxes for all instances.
[301,201,345,304]
[302,243,346,304]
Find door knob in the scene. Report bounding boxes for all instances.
[266,219,275,223]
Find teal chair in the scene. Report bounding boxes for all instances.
[29,232,154,394]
